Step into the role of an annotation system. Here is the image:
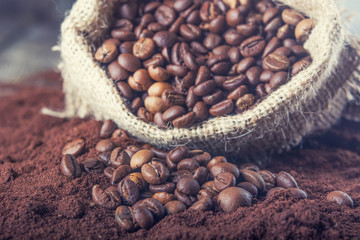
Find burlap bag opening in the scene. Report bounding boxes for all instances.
[44,0,360,160]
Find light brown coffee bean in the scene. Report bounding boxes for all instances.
[295,19,315,42]
[95,42,118,63]
[130,149,154,170]
[148,65,170,82]
[236,94,255,111]
[240,169,265,192]
[144,96,166,114]
[95,139,115,152]
[282,9,304,26]
[153,192,176,205]
[148,82,172,97]
[141,161,170,185]
[133,38,155,60]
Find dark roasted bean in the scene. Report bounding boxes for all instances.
[218,187,252,213]
[60,154,82,178]
[276,171,298,189]
[111,165,132,185]
[92,185,121,209]
[82,158,104,173]
[209,100,234,117]
[164,200,187,214]
[62,138,85,157]
[118,179,139,205]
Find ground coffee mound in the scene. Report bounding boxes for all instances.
[0,74,359,239]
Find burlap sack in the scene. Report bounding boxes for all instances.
[44,0,360,159]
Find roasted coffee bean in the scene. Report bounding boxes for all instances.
[139,198,165,219]
[190,196,213,211]
[148,66,170,82]
[107,61,130,81]
[236,94,255,111]
[149,182,176,193]
[104,167,115,179]
[132,205,154,229]
[177,158,200,171]
[209,99,234,117]
[259,70,274,83]
[262,7,279,24]
[133,38,155,60]
[119,41,134,54]
[162,106,185,122]
[197,189,217,200]
[224,29,244,46]
[202,89,223,105]
[277,24,292,39]
[174,189,197,206]
[141,161,170,184]
[118,178,139,205]
[214,172,236,192]
[193,166,209,185]
[227,85,248,100]
[273,46,292,57]
[148,82,172,97]
[239,163,260,172]
[95,139,115,152]
[95,42,118,63]
[124,172,148,191]
[129,69,153,92]
[166,65,189,77]
[290,45,308,57]
[193,80,216,97]
[177,177,200,195]
[100,120,116,138]
[155,5,176,27]
[295,19,315,42]
[103,38,120,46]
[92,185,121,209]
[218,187,252,213]
[130,149,154,170]
[118,2,137,20]
[153,192,176,205]
[326,191,354,208]
[115,206,136,231]
[201,181,219,195]
[172,112,196,128]
[262,37,282,58]
[183,52,199,71]
[227,47,241,64]
[263,53,290,71]
[153,31,178,48]
[236,182,258,197]
[82,158,104,173]
[62,138,85,157]
[265,187,285,199]
[200,2,221,22]
[207,156,227,169]
[186,86,198,108]
[180,24,202,41]
[117,81,134,100]
[130,97,143,112]
[282,9,304,26]
[236,24,258,37]
[240,169,266,192]
[209,163,240,179]
[144,2,162,13]
[190,150,211,166]
[167,145,189,163]
[144,54,165,68]
[118,53,141,73]
[164,200,187,215]
[137,107,154,123]
[237,57,256,73]
[111,165,132,185]
[269,71,288,90]
[170,170,193,183]
[154,112,168,128]
[60,154,82,178]
[246,66,261,86]
[240,36,266,57]
[111,29,136,41]
[209,15,227,34]
[264,17,282,32]
[276,171,298,189]
[226,8,244,27]
[195,66,211,86]
[203,33,222,49]
[193,101,209,122]
[291,59,311,76]
[258,170,276,191]
[144,96,166,114]
[288,188,307,199]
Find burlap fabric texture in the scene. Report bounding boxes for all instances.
[44,0,360,159]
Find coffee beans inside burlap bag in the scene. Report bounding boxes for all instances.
[43,0,360,160]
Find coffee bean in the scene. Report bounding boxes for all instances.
[288,188,307,199]
[133,205,154,229]
[139,198,165,220]
[195,66,211,86]
[276,171,298,189]
[224,29,244,46]
[209,15,226,34]
[149,182,176,193]
[190,196,213,211]
[263,53,290,71]
[177,177,200,195]
[185,86,198,108]
[236,24,258,37]
[92,185,121,209]
[277,24,292,39]
[118,53,141,73]
[236,182,258,197]
[210,163,240,179]
[166,65,189,77]
[183,52,199,71]
[115,206,136,231]
[154,112,168,128]
[262,7,279,24]
[180,24,202,41]
[214,172,236,192]
[161,106,185,122]
[110,165,132,185]
[133,38,155,60]
[226,8,244,27]
[164,200,187,215]
[148,82,172,97]
[118,178,139,205]
[269,71,288,90]
[236,94,255,111]
[141,161,170,184]
[262,37,282,58]
[62,138,85,157]
[174,189,197,206]
[240,36,266,57]
[192,166,209,185]
[265,187,285,199]
[240,169,266,192]
[239,163,260,172]
[264,17,282,32]
[153,31,178,48]
[291,59,311,76]
[227,85,248,100]
[295,19,315,42]
[177,158,200,171]
[100,120,116,138]
[155,5,176,26]
[107,61,130,81]
[137,107,154,123]
[209,99,234,117]
[193,101,209,122]
[326,191,354,208]
[130,149,154,170]
[82,158,104,174]
[95,42,118,63]
[60,154,82,178]
[194,80,216,97]
[144,54,165,69]
[129,69,153,92]
[117,81,134,100]
[202,89,223,105]
[218,187,252,213]
[207,156,227,169]
[172,112,196,128]
[167,145,189,164]
[203,33,222,49]
[258,170,276,191]
[237,57,256,73]
[200,2,221,22]
[153,192,177,205]
[273,46,292,57]
[144,96,166,114]
[282,9,304,26]
[95,139,115,152]
[104,167,115,178]
[246,66,261,86]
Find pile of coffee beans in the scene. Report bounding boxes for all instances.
[94,0,314,128]
[60,120,360,231]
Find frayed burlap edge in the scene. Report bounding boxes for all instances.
[42,0,360,160]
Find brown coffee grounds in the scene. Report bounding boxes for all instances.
[0,73,359,239]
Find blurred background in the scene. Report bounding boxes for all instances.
[0,0,358,83]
